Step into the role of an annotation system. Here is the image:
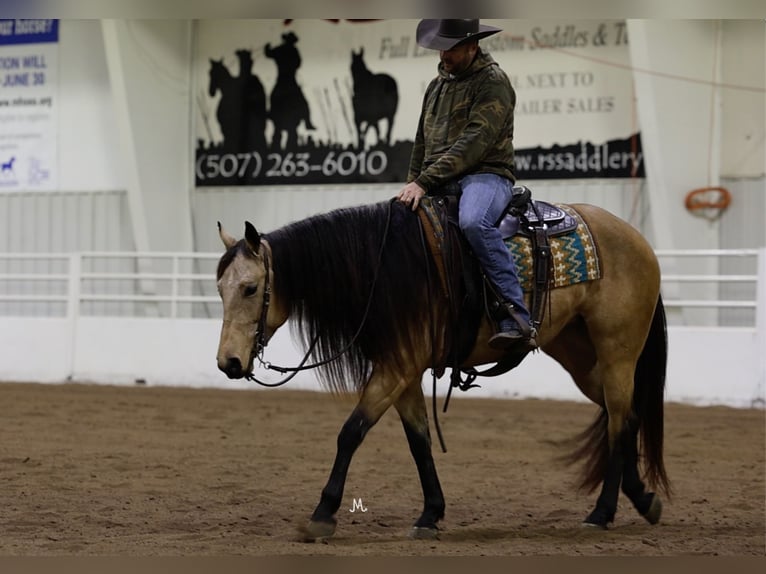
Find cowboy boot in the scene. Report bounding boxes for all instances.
[488,303,537,351]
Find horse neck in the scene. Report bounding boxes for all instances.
[212,69,234,93]
[352,62,372,83]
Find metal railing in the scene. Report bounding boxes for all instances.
[0,252,221,319]
[1,248,764,326]
[656,248,762,327]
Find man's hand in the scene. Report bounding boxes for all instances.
[397,181,426,211]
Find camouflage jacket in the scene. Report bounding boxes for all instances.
[407,49,516,192]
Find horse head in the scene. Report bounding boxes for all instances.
[215,221,287,379]
[350,48,366,77]
[208,58,228,97]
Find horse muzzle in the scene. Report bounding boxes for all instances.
[218,356,251,379]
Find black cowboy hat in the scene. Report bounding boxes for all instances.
[416,19,502,51]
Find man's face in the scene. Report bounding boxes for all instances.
[439,41,478,75]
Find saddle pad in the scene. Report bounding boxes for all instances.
[504,205,602,291]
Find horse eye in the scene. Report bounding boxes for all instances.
[243,284,258,298]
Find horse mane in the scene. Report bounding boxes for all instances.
[264,200,434,394]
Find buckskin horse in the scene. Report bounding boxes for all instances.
[215,196,669,541]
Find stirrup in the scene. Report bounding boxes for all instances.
[500,302,535,339]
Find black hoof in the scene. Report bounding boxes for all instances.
[583,507,613,529]
[642,493,662,525]
[298,518,337,542]
[630,491,662,525]
[409,526,439,540]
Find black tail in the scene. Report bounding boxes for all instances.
[633,293,671,497]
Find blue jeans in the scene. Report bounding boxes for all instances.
[458,173,531,330]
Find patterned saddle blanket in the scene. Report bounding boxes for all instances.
[504,204,601,291]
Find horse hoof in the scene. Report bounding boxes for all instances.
[409,526,439,540]
[582,508,611,529]
[642,493,662,525]
[581,520,608,530]
[298,519,337,542]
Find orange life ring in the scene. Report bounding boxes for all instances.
[684,187,732,212]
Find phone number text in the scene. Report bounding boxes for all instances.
[196,150,388,181]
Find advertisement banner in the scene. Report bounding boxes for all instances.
[0,19,58,192]
[193,19,644,187]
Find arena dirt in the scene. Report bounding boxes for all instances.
[1,382,763,555]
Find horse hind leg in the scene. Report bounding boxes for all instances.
[582,408,661,529]
[620,418,663,524]
[580,362,636,528]
[385,114,394,146]
[394,381,445,539]
[356,122,367,150]
[581,320,667,527]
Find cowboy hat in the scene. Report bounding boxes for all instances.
[416,19,502,51]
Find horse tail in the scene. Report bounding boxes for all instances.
[633,293,671,497]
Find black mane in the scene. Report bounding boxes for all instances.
[264,200,434,393]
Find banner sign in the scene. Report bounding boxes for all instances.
[193,19,644,187]
[0,19,58,191]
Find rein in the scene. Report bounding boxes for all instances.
[416,213,450,454]
[244,199,396,387]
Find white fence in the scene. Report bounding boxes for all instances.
[1,249,764,408]
[0,252,221,319]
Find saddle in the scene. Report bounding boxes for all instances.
[499,195,577,239]
[417,185,578,391]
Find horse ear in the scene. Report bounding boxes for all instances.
[244,221,261,254]
[359,46,364,57]
[217,221,237,250]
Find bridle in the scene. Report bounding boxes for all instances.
[252,245,272,364]
[243,244,316,388]
[242,199,395,387]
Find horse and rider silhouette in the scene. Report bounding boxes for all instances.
[206,34,400,153]
[265,32,315,150]
[207,32,315,152]
[207,50,267,152]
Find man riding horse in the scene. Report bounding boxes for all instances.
[397,19,535,353]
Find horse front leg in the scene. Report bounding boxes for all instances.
[300,368,409,542]
[299,406,371,541]
[394,381,445,539]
